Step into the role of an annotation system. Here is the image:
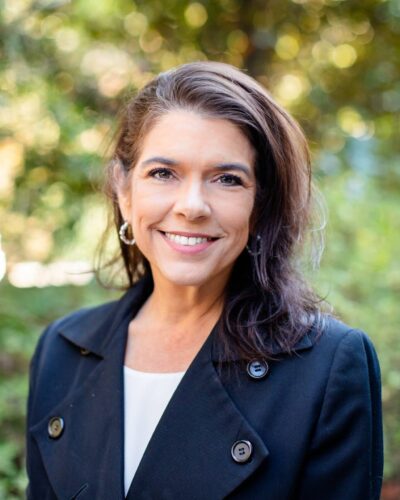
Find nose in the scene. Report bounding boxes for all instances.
[173,179,211,220]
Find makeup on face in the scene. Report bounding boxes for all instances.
[118,110,256,288]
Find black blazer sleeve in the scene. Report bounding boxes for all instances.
[297,329,383,500]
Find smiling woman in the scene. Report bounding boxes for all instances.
[26,62,383,500]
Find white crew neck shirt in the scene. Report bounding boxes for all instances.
[123,365,186,497]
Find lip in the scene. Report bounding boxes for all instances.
[158,230,219,255]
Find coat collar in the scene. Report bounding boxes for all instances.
[56,273,315,361]
[55,273,155,358]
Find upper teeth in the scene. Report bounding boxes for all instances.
[164,233,211,246]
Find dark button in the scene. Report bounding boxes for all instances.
[80,348,90,356]
[48,416,64,439]
[247,359,269,379]
[231,440,253,463]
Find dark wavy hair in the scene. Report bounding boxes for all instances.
[96,61,326,371]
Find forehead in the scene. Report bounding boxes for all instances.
[138,110,255,168]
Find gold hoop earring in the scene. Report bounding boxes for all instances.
[119,221,136,246]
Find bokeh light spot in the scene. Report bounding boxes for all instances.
[54,27,80,53]
[275,35,300,60]
[8,261,93,288]
[337,107,374,138]
[34,116,61,150]
[312,40,333,63]
[0,139,24,197]
[98,72,130,97]
[22,226,53,261]
[139,30,163,53]
[40,14,65,37]
[41,182,67,209]
[79,127,105,153]
[330,44,357,68]
[184,3,208,28]
[3,0,32,23]
[124,12,148,36]
[275,74,310,104]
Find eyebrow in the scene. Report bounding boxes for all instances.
[140,156,252,177]
[214,163,252,177]
[140,156,177,167]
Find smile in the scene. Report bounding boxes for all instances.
[158,231,219,255]
[164,232,213,246]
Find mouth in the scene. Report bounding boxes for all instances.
[158,231,220,247]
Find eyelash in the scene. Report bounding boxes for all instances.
[217,173,244,186]
[148,168,244,186]
[148,168,173,180]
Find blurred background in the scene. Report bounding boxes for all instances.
[0,0,399,497]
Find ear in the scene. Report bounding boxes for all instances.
[113,157,132,222]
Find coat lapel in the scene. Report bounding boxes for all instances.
[125,320,270,500]
[30,329,125,499]
[29,277,153,500]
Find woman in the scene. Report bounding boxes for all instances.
[26,62,383,499]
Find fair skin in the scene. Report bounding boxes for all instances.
[117,110,256,372]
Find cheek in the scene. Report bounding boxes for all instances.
[130,187,171,230]
[219,194,254,232]
[215,208,252,260]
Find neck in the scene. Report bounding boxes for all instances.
[139,271,229,330]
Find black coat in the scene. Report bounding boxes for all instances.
[26,276,383,499]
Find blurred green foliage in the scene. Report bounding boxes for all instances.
[0,0,399,496]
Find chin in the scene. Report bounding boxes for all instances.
[159,266,216,288]
[164,274,210,287]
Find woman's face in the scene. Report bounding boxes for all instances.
[118,110,256,289]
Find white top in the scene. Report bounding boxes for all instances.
[123,365,186,497]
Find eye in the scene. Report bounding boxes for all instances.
[216,173,244,186]
[148,167,175,180]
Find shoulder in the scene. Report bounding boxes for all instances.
[284,314,382,396]
[37,300,119,348]
[29,298,122,382]
[30,275,153,371]
[26,299,122,432]
[49,299,119,336]
[307,314,382,398]
[294,324,383,498]
[312,313,379,361]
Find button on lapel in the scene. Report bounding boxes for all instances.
[47,416,64,439]
[247,359,269,379]
[231,440,253,463]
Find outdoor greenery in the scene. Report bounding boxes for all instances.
[0,0,399,497]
